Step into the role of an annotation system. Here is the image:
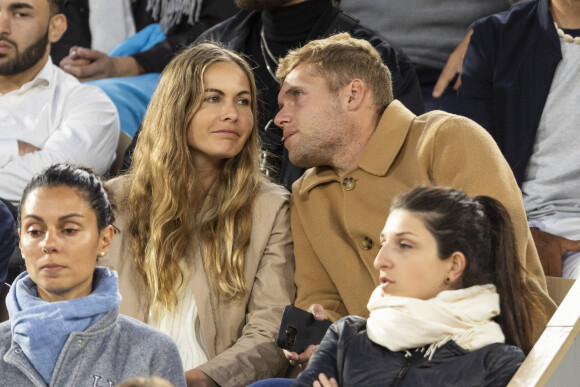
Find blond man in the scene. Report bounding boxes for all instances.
[274,33,555,367]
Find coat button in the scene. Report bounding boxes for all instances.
[361,236,373,250]
[342,177,356,191]
[77,339,83,345]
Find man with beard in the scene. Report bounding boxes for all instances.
[195,0,424,189]
[0,0,119,213]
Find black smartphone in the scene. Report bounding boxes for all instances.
[276,305,332,354]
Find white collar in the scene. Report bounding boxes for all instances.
[16,57,54,93]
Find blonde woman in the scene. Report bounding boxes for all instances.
[104,43,295,386]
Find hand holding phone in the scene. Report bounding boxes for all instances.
[277,305,332,354]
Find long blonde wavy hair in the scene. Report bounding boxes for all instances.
[125,43,262,315]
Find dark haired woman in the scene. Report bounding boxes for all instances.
[293,186,544,386]
[0,164,186,387]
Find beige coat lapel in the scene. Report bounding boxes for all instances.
[189,240,219,359]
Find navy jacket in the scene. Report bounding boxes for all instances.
[294,316,524,387]
[0,202,16,289]
[459,0,561,185]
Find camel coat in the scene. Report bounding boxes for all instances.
[292,100,555,342]
[103,177,295,386]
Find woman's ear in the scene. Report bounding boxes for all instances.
[48,14,67,43]
[98,225,115,255]
[448,251,466,284]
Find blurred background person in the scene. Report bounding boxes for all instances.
[0,201,16,290]
[459,0,580,279]
[0,0,119,211]
[337,0,528,112]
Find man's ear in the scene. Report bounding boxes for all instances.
[345,79,366,111]
[48,14,67,43]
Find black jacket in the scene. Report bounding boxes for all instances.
[294,316,525,387]
[195,4,424,188]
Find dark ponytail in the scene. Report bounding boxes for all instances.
[474,196,541,354]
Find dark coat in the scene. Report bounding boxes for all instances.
[459,0,560,185]
[0,201,16,289]
[294,316,525,387]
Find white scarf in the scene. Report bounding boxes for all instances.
[366,284,505,359]
[147,0,203,33]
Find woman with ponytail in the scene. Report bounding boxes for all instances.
[293,186,544,387]
[104,43,295,386]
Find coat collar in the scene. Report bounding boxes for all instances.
[537,0,562,56]
[297,100,415,196]
[538,0,555,32]
[358,100,415,176]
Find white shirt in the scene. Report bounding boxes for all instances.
[0,58,120,205]
[151,261,209,370]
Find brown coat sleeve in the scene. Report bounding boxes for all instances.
[422,114,556,340]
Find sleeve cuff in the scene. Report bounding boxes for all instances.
[0,138,19,167]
